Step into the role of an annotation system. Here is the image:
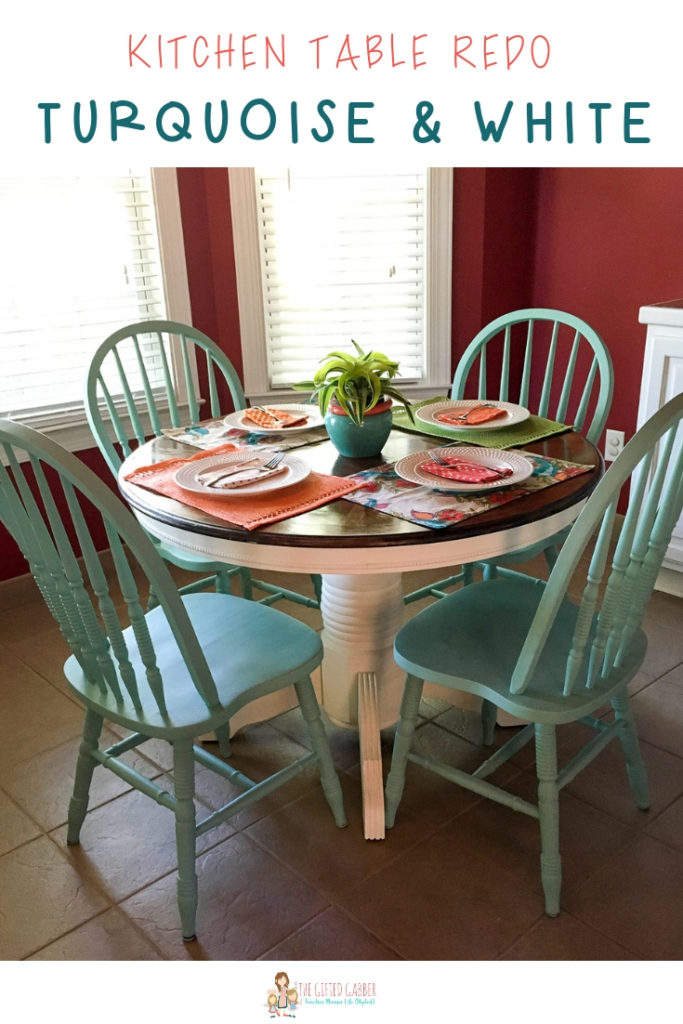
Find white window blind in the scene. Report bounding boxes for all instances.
[0,172,168,418]
[254,169,427,388]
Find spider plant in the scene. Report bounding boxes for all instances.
[294,340,414,426]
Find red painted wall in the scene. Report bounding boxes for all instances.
[530,168,683,440]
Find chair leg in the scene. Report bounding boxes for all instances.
[67,709,104,844]
[534,723,562,916]
[543,543,561,572]
[481,699,497,746]
[482,562,498,581]
[173,739,199,942]
[214,723,232,758]
[311,573,323,604]
[384,673,424,828]
[235,566,254,600]
[295,677,347,827]
[611,690,650,810]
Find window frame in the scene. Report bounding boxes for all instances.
[229,167,453,405]
[4,168,192,453]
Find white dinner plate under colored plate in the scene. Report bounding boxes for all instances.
[174,452,310,497]
[394,447,534,493]
[223,404,324,435]
[416,400,530,431]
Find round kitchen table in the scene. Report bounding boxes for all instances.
[119,427,601,837]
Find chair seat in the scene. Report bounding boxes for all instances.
[64,593,323,737]
[395,578,647,724]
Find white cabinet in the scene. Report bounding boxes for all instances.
[638,300,683,596]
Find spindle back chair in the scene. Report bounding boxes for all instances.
[387,392,683,915]
[84,319,321,613]
[0,418,346,940]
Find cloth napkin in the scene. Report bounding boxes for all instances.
[123,443,364,531]
[436,404,509,426]
[241,406,310,429]
[420,455,513,484]
[196,458,288,489]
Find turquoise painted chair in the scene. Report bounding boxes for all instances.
[404,309,614,604]
[386,391,683,915]
[0,418,346,941]
[84,319,321,611]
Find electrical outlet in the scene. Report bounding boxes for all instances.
[605,428,625,462]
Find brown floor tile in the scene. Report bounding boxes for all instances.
[246,726,495,903]
[634,620,683,685]
[336,821,543,960]
[7,629,80,699]
[121,832,329,959]
[631,665,683,757]
[27,908,164,960]
[0,561,680,962]
[51,776,234,903]
[645,794,683,854]
[0,835,108,959]
[0,789,41,855]
[0,650,83,770]
[261,907,402,960]
[2,728,165,831]
[566,834,683,959]
[500,913,636,959]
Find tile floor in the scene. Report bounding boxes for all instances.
[0,560,682,962]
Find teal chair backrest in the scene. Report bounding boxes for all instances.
[0,418,221,717]
[510,392,683,698]
[84,319,247,474]
[451,309,614,443]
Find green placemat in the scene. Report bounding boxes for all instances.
[393,397,571,449]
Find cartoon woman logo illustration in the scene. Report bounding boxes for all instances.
[267,971,298,1017]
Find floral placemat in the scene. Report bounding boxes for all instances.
[162,417,328,452]
[392,397,570,449]
[124,443,363,531]
[344,451,592,529]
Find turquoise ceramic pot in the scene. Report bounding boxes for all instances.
[324,400,393,458]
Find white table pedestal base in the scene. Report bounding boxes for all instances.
[319,573,406,731]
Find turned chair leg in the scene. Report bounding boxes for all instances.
[384,674,424,828]
[535,723,562,916]
[67,709,104,845]
[612,690,651,810]
[173,739,199,942]
[295,677,347,828]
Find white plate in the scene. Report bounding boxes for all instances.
[174,452,310,497]
[394,447,534,493]
[223,404,324,435]
[416,400,530,431]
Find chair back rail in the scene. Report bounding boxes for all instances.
[451,308,613,443]
[85,319,247,473]
[0,419,222,716]
[511,392,683,696]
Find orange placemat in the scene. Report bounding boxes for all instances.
[123,443,364,531]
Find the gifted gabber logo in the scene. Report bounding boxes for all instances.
[266,971,299,1017]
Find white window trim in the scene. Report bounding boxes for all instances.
[229,167,453,406]
[14,168,192,454]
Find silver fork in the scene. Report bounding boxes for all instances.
[251,405,284,423]
[205,450,285,488]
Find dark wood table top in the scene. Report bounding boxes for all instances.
[119,427,602,553]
